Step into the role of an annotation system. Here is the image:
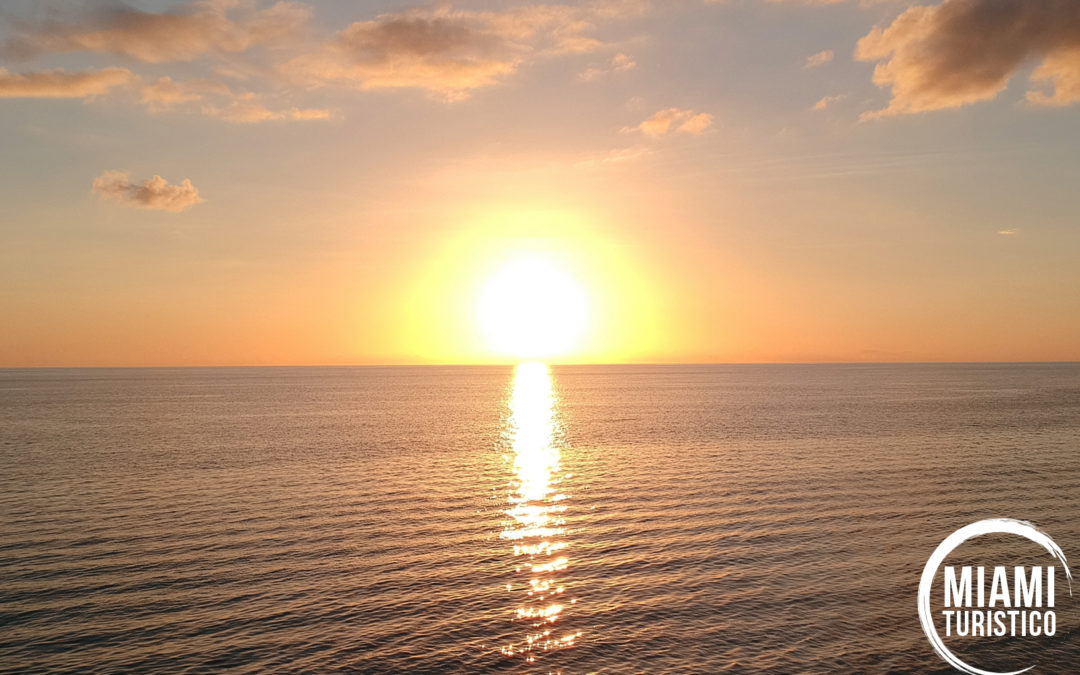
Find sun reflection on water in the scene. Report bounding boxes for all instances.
[499,362,581,661]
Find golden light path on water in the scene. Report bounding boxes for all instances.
[499,362,581,663]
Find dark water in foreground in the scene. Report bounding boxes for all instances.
[1,364,1079,673]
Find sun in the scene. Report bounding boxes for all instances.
[475,253,589,360]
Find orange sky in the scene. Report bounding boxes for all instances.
[1,0,1079,366]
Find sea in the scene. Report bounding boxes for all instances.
[1,364,1078,673]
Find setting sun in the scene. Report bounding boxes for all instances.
[476,254,589,359]
[397,208,665,365]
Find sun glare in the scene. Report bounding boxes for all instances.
[400,207,664,363]
[476,254,589,359]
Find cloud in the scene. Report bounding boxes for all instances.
[626,108,713,136]
[140,76,225,111]
[705,0,897,5]
[855,0,1080,119]
[0,67,133,98]
[92,171,204,212]
[140,76,329,122]
[578,52,636,81]
[574,145,652,168]
[678,111,714,134]
[804,50,834,68]
[3,0,311,64]
[1,1,647,116]
[998,229,1019,235]
[812,94,846,110]
[784,0,900,4]
[201,93,331,122]
[284,1,647,99]
[1027,46,1080,106]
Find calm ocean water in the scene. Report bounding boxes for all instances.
[1,364,1079,673]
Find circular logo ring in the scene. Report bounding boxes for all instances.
[918,518,1073,675]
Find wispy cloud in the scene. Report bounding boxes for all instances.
[812,94,846,111]
[804,50,834,68]
[201,94,331,123]
[0,67,133,98]
[574,145,652,168]
[856,0,1080,119]
[92,171,204,212]
[626,108,713,137]
[140,76,330,123]
[140,76,227,111]
[579,53,636,81]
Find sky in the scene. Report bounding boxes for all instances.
[1,0,1079,366]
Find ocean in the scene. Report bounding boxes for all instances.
[1,364,1078,673]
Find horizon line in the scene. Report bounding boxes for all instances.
[2,360,1079,370]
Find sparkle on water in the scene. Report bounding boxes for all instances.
[499,362,581,661]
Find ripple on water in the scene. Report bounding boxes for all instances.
[0,364,1078,672]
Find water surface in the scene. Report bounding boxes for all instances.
[1,364,1078,672]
